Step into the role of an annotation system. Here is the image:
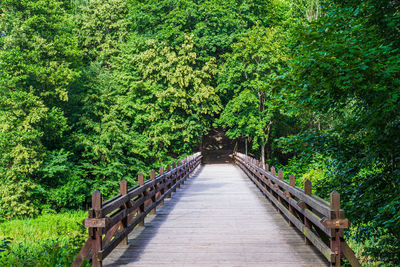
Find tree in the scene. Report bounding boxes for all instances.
[0,0,81,217]
[217,25,285,165]
[278,0,400,263]
[75,0,130,63]
[72,34,221,197]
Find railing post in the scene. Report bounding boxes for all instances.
[330,191,342,267]
[159,166,165,206]
[92,190,103,267]
[287,174,296,227]
[177,161,182,189]
[172,162,177,192]
[138,173,145,226]
[263,163,270,194]
[271,166,276,176]
[150,170,157,215]
[166,164,172,198]
[119,180,128,246]
[278,170,283,180]
[304,179,312,245]
[275,169,284,215]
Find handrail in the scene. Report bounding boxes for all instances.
[234,152,361,267]
[72,152,202,267]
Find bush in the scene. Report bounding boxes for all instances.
[0,237,88,266]
[0,180,39,221]
[0,211,88,266]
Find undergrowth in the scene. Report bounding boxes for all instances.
[0,211,89,266]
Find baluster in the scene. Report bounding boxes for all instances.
[92,190,103,267]
[330,191,342,267]
[172,162,177,192]
[304,179,312,245]
[138,174,145,226]
[166,164,172,198]
[286,174,296,227]
[150,170,157,214]
[159,166,165,206]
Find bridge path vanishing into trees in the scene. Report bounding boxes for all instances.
[103,163,326,266]
[73,152,361,267]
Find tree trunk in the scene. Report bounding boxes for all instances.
[261,137,265,166]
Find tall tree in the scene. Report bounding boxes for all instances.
[278,0,400,262]
[73,34,221,197]
[0,0,81,217]
[217,25,285,165]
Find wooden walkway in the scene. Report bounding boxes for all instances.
[103,164,328,266]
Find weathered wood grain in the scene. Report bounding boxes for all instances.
[103,164,328,266]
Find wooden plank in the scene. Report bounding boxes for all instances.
[100,160,197,216]
[73,154,201,266]
[238,158,331,238]
[321,218,349,229]
[236,156,331,218]
[91,190,102,267]
[103,222,122,247]
[342,241,362,267]
[83,218,107,228]
[71,238,92,267]
[247,171,334,262]
[237,159,334,262]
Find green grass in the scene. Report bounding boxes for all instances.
[0,211,88,266]
[0,211,86,242]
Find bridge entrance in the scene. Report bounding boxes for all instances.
[73,152,360,267]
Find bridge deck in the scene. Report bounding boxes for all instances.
[104,164,328,266]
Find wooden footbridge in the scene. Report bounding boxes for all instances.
[73,152,361,267]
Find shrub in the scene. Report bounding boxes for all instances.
[0,180,38,221]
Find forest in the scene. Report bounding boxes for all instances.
[0,0,399,265]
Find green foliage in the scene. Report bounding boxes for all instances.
[0,0,81,102]
[0,0,81,216]
[276,0,400,264]
[128,0,290,62]
[0,211,87,266]
[75,0,130,62]
[217,24,287,163]
[1,0,400,264]
[0,181,38,220]
[274,153,327,189]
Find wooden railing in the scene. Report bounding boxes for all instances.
[72,152,202,267]
[234,152,361,267]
